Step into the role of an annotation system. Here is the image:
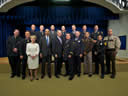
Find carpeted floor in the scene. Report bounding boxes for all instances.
[0,72,128,96]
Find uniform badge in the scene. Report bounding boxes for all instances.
[78,40,80,43]
[100,43,103,45]
[104,42,107,46]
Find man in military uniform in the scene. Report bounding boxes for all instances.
[7,29,22,78]
[63,33,72,76]
[20,31,31,80]
[81,25,87,39]
[104,29,121,79]
[94,35,105,79]
[68,31,84,80]
[91,25,104,74]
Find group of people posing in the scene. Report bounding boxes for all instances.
[7,24,121,81]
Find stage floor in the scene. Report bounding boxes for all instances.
[0,72,128,96]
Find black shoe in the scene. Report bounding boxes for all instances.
[88,74,92,77]
[110,75,115,79]
[17,74,20,77]
[105,71,110,75]
[22,76,26,80]
[41,75,45,79]
[100,75,104,79]
[55,75,60,78]
[48,75,52,78]
[10,74,15,78]
[64,73,69,77]
[93,72,99,75]
[59,73,63,76]
[69,76,74,80]
[77,74,80,77]
[36,78,39,80]
[83,73,88,75]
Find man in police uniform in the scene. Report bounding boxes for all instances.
[20,31,31,80]
[68,31,84,80]
[91,25,104,74]
[104,29,121,79]
[94,35,105,79]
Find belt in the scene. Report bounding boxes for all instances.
[106,49,115,51]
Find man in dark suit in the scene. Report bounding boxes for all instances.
[61,25,66,39]
[7,29,22,78]
[63,33,72,76]
[40,29,52,79]
[68,31,84,80]
[52,30,64,78]
[30,24,36,36]
[36,25,44,43]
[20,31,31,80]
[50,25,56,40]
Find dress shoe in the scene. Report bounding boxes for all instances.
[10,74,15,78]
[41,75,45,79]
[69,76,74,80]
[55,75,60,78]
[100,75,104,79]
[110,75,115,79]
[88,74,92,77]
[22,76,26,80]
[77,74,80,77]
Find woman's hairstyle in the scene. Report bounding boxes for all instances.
[30,35,37,39]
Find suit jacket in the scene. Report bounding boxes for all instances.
[6,36,22,56]
[50,30,57,40]
[39,35,52,57]
[36,31,44,43]
[52,36,64,58]
[19,38,31,58]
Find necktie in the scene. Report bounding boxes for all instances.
[58,37,62,44]
[46,36,49,46]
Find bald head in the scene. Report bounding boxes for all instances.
[72,25,76,31]
[31,24,36,31]
[82,25,87,31]
[75,31,80,37]
[108,29,113,36]
[40,25,44,31]
[50,25,55,31]
[57,30,62,37]
[14,29,20,37]
[45,29,50,36]
[94,25,99,32]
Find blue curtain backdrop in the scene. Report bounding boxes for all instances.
[0,6,120,57]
